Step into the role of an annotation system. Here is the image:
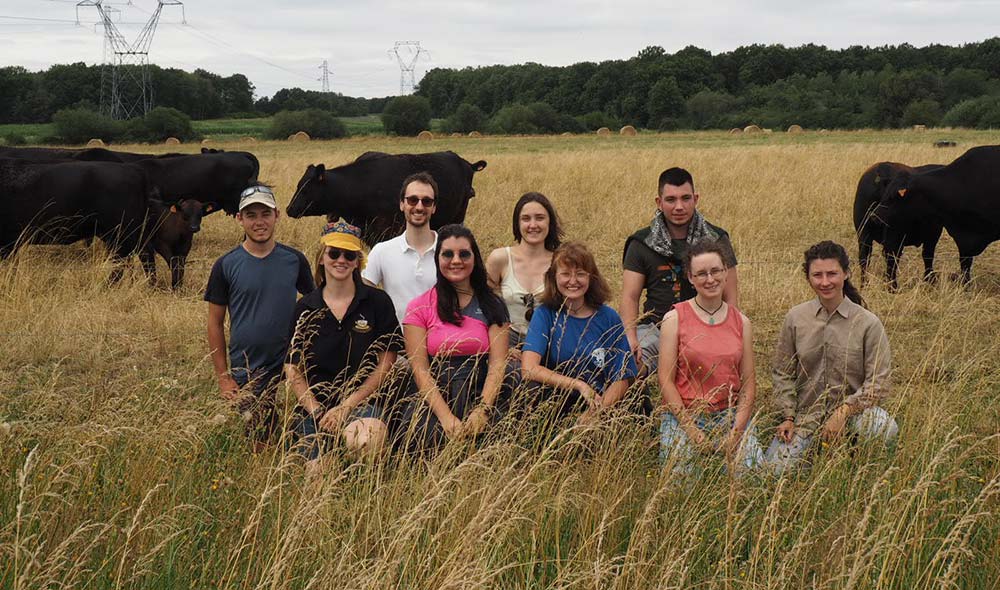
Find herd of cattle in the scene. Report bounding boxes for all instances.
[1,142,998,290]
[0,146,486,287]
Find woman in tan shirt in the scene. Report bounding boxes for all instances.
[765,240,897,473]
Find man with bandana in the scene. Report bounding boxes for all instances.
[620,167,739,375]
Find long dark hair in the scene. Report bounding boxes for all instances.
[803,240,866,308]
[511,192,564,251]
[540,242,611,310]
[435,224,508,326]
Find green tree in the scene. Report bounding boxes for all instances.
[444,103,486,133]
[901,99,943,127]
[52,108,122,144]
[647,77,685,128]
[138,107,199,141]
[265,109,347,139]
[381,95,432,136]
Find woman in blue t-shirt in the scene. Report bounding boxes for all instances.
[521,242,639,423]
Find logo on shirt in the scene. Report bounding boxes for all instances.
[353,317,372,333]
[590,347,607,368]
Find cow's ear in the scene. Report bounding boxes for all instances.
[898,189,907,198]
[170,204,178,213]
[472,160,487,172]
[203,203,215,213]
[316,164,326,182]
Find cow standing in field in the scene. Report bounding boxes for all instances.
[132,150,259,215]
[881,145,1000,285]
[286,151,487,246]
[853,161,944,290]
[0,157,157,282]
[140,199,216,289]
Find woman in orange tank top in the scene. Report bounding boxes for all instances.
[658,240,763,472]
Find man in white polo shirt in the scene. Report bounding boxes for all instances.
[362,171,440,322]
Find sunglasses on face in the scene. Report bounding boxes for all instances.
[440,249,473,260]
[403,196,436,207]
[326,248,359,262]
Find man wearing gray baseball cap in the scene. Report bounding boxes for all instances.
[205,185,315,449]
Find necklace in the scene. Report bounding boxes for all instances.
[693,298,724,325]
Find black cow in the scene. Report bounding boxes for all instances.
[881,145,1000,285]
[132,150,259,215]
[139,199,216,289]
[0,146,135,162]
[854,161,944,289]
[0,157,158,282]
[286,151,487,245]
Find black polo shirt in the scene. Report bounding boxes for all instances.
[286,283,402,406]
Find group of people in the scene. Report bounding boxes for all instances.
[205,167,899,473]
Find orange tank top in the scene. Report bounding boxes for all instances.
[674,300,744,412]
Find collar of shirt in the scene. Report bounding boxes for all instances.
[300,281,372,316]
[400,231,438,255]
[809,297,856,319]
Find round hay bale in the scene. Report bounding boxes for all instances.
[290,131,310,142]
[912,124,927,132]
[200,138,212,146]
[729,128,742,134]
[164,137,181,145]
[86,138,105,148]
[561,132,573,137]
[787,124,804,133]
[743,125,762,134]
[596,127,611,136]
[468,131,482,138]
[417,130,434,140]
[818,129,830,134]
[450,132,462,138]
[619,125,637,136]
[241,136,257,143]
[763,128,773,134]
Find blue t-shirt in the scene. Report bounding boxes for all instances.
[204,243,314,378]
[523,304,638,392]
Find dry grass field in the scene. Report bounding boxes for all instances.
[2,130,1000,589]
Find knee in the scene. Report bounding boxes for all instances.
[344,418,388,454]
[855,408,898,442]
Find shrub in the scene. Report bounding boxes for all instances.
[381,96,432,136]
[576,111,621,131]
[489,104,539,134]
[2,132,26,146]
[141,107,198,142]
[51,108,122,144]
[444,103,486,134]
[942,96,1000,128]
[901,99,942,127]
[265,109,347,140]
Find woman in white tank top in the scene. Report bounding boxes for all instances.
[486,193,565,346]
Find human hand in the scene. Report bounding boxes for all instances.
[627,333,642,366]
[319,404,352,433]
[463,407,490,436]
[776,419,796,444]
[218,373,240,402]
[721,428,743,458]
[689,428,714,455]
[575,381,600,409]
[820,409,849,442]
[441,413,464,439]
[576,407,601,427]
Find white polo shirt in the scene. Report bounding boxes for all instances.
[362,231,438,324]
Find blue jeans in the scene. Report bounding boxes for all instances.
[660,410,764,473]
[764,406,898,474]
[292,404,381,461]
[232,366,282,443]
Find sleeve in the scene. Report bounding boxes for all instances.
[403,292,430,328]
[295,250,316,295]
[604,309,639,380]
[845,315,891,408]
[717,232,738,267]
[374,292,404,353]
[203,257,230,305]
[522,305,554,356]
[771,311,799,419]
[361,244,382,286]
[285,301,309,366]
[622,238,648,275]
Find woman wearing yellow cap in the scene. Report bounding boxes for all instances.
[285,220,403,465]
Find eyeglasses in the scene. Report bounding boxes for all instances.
[691,267,726,281]
[326,248,359,262]
[521,293,535,322]
[440,249,473,260]
[403,195,436,207]
[556,270,590,281]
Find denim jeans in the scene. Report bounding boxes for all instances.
[763,406,898,474]
[291,404,381,461]
[660,409,764,473]
[232,366,283,443]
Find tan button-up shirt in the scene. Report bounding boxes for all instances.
[772,298,891,436]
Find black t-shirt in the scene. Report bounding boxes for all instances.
[622,222,736,325]
[286,283,403,406]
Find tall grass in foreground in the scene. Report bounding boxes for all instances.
[2,133,999,589]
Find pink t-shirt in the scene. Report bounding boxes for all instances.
[404,288,492,357]
[674,300,744,412]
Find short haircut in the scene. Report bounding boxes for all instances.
[511,192,564,251]
[682,240,730,277]
[657,167,695,195]
[541,242,611,310]
[399,171,439,201]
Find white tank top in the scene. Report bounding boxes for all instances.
[500,247,545,335]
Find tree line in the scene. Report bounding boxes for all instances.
[416,39,1000,130]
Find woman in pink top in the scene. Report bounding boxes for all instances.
[658,240,763,471]
[403,224,512,451]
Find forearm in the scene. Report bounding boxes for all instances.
[661,381,699,434]
[601,379,631,407]
[723,266,739,307]
[207,322,229,376]
[523,362,584,392]
[340,351,396,409]
[284,364,321,413]
[620,297,640,341]
[733,383,755,432]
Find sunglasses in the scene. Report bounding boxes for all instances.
[241,185,274,198]
[440,249,473,260]
[326,248,359,262]
[403,196,436,207]
[521,292,535,322]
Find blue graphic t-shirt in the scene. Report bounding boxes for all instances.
[523,304,638,392]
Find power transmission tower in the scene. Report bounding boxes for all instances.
[76,0,186,120]
[318,60,331,92]
[388,41,429,95]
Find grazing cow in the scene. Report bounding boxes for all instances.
[881,145,1000,285]
[0,157,158,282]
[286,151,487,245]
[0,145,134,162]
[854,161,944,289]
[139,199,217,289]
[132,150,259,215]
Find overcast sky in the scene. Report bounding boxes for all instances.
[2,0,999,99]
